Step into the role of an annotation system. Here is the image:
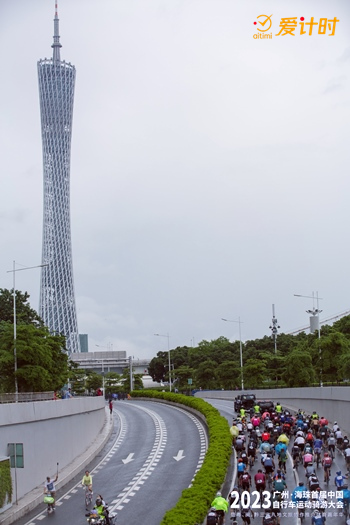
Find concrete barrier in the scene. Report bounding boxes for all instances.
[194,387,350,436]
[0,396,105,503]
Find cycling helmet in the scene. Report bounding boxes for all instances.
[96,498,102,505]
[216,491,222,497]
[238,458,243,462]
[299,482,304,486]
[324,452,329,456]
[336,471,341,475]
[344,485,348,489]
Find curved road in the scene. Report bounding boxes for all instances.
[15,400,207,525]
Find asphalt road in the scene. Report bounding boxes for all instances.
[13,397,350,525]
[14,399,207,525]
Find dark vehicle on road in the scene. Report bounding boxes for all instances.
[234,394,256,412]
[258,400,275,413]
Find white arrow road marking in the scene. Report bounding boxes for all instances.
[122,453,135,464]
[173,449,185,461]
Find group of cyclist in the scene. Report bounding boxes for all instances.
[208,403,350,525]
[82,470,112,525]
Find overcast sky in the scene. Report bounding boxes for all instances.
[1,0,350,360]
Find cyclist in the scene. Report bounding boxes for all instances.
[211,491,228,525]
[337,483,350,518]
[92,497,110,525]
[262,511,277,525]
[294,433,306,452]
[292,481,308,521]
[240,506,255,525]
[335,470,348,489]
[82,470,93,494]
[235,435,245,454]
[240,407,247,419]
[275,402,282,414]
[303,449,314,468]
[344,444,350,470]
[308,473,320,492]
[261,430,271,443]
[277,433,289,446]
[305,430,314,447]
[327,433,336,457]
[254,469,266,492]
[277,447,287,473]
[322,451,333,482]
[273,472,287,492]
[241,451,249,468]
[237,458,246,479]
[263,453,275,485]
[44,474,58,509]
[311,411,319,420]
[335,428,343,448]
[291,443,301,469]
[240,469,251,491]
[311,509,325,525]
[254,403,261,414]
[305,462,316,479]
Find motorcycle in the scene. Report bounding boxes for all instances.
[86,509,117,525]
[43,493,55,514]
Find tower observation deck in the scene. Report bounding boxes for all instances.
[38,4,80,353]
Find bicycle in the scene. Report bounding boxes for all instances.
[314,449,321,468]
[84,485,93,509]
[248,454,255,470]
[324,467,331,485]
[298,507,305,523]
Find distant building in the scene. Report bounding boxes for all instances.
[70,351,150,375]
[79,334,89,353]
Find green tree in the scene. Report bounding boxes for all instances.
[0,322,68,393]
[216,361,240,390]
[0,288,43,326]
[243,358,267,389]
[148,353,167,382]
[316,331,350,382]
[173,365,194,390]
[283,347,315,387]
[195,360,218,389]
[104,372,122,395]
[85,371,102,393]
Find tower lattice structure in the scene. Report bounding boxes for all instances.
[38,5,80,353]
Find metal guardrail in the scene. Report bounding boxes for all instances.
[0,391,55,403]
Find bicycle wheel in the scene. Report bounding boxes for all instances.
[85,491,92,508]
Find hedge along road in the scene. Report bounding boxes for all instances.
[206,398,349,525]
[14,400,208,525]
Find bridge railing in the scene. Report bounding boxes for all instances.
[0,391,55,403]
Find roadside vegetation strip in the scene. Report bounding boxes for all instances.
[131,390,232,525]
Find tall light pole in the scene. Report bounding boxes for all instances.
[7,261,48,400]
[294,292,323,386]
[269,304,280,355]
[154,333,171,392]
[221,317,244,390]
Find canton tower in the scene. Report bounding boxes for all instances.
[38,4,80,353]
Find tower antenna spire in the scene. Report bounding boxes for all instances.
[52,2,62,63]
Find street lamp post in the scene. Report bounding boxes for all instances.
[294,292,323,386]
[7,261,48,400]
[154,333,171,392]
[269,304,280,355]
[221,317,244,390]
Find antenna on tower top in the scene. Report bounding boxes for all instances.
[52,1,62,63]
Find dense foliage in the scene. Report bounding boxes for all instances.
[148,319,350,389]
[0,288,69,393]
